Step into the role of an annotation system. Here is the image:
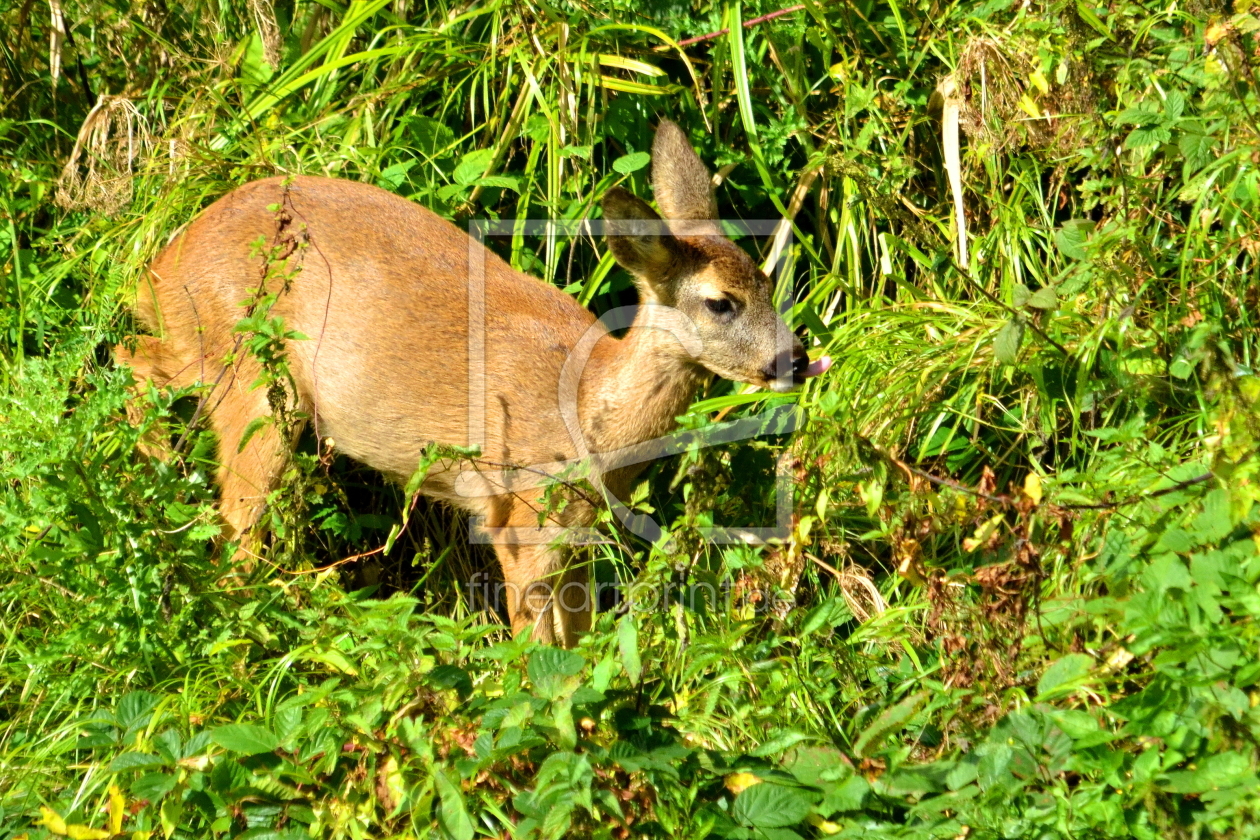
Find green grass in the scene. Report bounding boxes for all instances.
[2,0,1260,837]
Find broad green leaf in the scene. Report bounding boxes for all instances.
[1027,286,1058,310]
[820,773,869,814]
[131,771,177,802]
[612,151,651,174]
[528,647,584,684]
[434,768,475,840]
[108,751,166,772]
[1013,283,1031,307]
[752,730,813,757]
[1125,125,1172,149]
[1035,653,1093,699]
[552,698,577,750]
[786,745,850,785]
[1055,219,1093,259]
[115,691,159,732]
[1164,90,1185,122]
[994,318,1024,365]
[1179,130,1215,171]
[453,148,494,186]
[241,31,275,88]
[474,175,520,192]
[732,782,812,828]
[428,664,473,698]
[617,616,641,685]
[1115,106,1159,126]
[210,723,279,755]
[399,114,454,157]
[1194,487,1232,542]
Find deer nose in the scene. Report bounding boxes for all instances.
[761,347,809,381]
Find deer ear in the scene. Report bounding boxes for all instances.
[651,119,717,221]
[602,187,679,281]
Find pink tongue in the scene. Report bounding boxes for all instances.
[801,356,832,378]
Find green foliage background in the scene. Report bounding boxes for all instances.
[3,0,1260,836]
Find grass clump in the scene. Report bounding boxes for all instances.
[3,0,1260,837]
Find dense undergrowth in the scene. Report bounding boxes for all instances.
[3,0,1260,836]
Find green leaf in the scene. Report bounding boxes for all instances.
[108,751,166,772]
[1027,286,1058,310]
[428,664,473,698]
[237,415,269,453]
[552,698,577,750]
[528,647,584,684]
[210,723,279,755]
[1012,283,1031,308]
[241,31,275,88]
[731,782,812,828]
[453,148,494,186]
[1194,487,1232,542]
[1035,653,1093,699]
[131,772,177,802]
[1056,219,1094,260]
[617,616,641,685]
[1074,1,1113,38]
[752,730,813,757]
[1179,129,1215,172]
[994,318,1024,365]
[1115,106,1159,126]
[786,745,850,786]
[1170,357,1196,379]
[612,151,651,174]
[1163,90,1185,122]
[434,768,474,840]
[853,691,927,757]
[1125,125,1172,149]
[474,175,520,192]
[399,114,454,157]
[820,774,869,813]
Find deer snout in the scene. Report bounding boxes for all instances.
[763,345,807,392]
[762,344,832,393]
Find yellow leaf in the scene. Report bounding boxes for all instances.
[725,771,762,794]
[1017,94,1041,119]
[808,813,843,834]
[1023,473,1043,505]
[38,807,69,835]
[66,825,110,840]
[109,784,126,835]
[594,54,664,77]
[963,513,1005,552]
[1029,69,1049,94]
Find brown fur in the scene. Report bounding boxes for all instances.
[116,120,809,645]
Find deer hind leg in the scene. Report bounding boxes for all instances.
[490,497,591,647]
[208,362,296,552]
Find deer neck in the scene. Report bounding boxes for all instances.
[577,304,706,466]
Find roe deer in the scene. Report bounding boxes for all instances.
[116,120,830,645]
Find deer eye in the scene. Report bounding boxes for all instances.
[705,298,734,316]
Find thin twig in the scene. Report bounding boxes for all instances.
[677,5,805,47]
[1060,471,1214,511]
[879,448,1011,504]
